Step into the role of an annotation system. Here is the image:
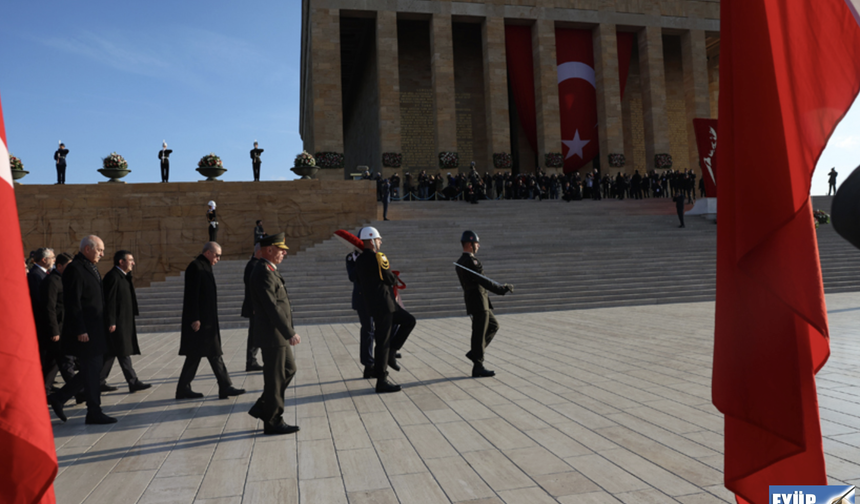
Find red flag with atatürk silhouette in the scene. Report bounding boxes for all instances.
[714,0,860,503]
[0,91,59,504]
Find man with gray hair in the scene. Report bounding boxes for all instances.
[28,248,54,320]
[176,242,245,399]
[48,235,116,424]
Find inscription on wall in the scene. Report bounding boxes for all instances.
[401,89,435,170]
[456,92,474,166]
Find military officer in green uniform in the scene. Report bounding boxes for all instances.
[455,231,513,377]
[247,233,301,435]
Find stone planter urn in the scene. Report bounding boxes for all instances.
[197,167,227,181]
[291,165,319,180]
[97,168,131,183]
[11,170,29,182]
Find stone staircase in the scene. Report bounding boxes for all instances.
[135,195,860,332]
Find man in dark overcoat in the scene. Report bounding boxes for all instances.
[176,242,245,400]
[101,250,151,393]
[455,231,513,378]
[242,242,263,371]
[54,142,68,184]
[28,248,54,317]
[354,227,415,394]
[47,235,116,424]
[247,233,301,435]
[39,252,75,394]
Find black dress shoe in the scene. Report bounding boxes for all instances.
[85,412,118,425]
[395,352,402,359]
[100,384,118,392]
[129,382,152,393]
[248,402,264,420]
[376,379,402,394]
[472,364,496,378]
[219,387,246,400]
[48,394,67,422]
[175,389,204,400]
[388,355,400,372]
[363,365,374,379]
[264,422,300,435]
[245,362,264,372]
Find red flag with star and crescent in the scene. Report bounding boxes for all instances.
[0,92,59,503]
[556,29,633,174]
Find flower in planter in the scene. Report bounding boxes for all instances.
[314,151,344,168]
[544,152,564,168]
[102,152,129,170]
[382,152,402,168]
[9,153,24,171]
[813,209,830,228]
[492,152,512,169]
[608,153,626,168]
[295,151,316,167]
[198,153,223,168]
[654,153,673,169]
[438,151,459,169]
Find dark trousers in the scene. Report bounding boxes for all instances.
[829,182,836,196]
[355,304,375,366]
[208,225,218,242]
[253,345,297,428]
[382,197,389,219]
[43,350,76,392]
[677,208,685,227]
[101,355,139,386]
[247,318,260,366]
[177,355,232,392]
[55,354,103,414]
[56,164,66,184]
[253,163,261,182]
[469,310,499,365]
[161,163,169,182]
[372,306,415,378]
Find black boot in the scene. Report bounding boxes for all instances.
[472,363,496,378]
[375,378,401,394]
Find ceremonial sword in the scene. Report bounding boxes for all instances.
[452,262,501,285]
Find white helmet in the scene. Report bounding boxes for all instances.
[208,200,216,209]
[359,226,381,240]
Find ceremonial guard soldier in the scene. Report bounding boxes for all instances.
[455,231,513,378]
[247,233,301,435]
[158,141,173,183]
[250,141,264,181]
[354,227,415,393]
[54,142,69,184]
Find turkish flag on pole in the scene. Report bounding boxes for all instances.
[0,93,59,503]
[714,0,860,503]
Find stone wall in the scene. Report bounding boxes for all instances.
[343,20,381,177]
[15,180,376,287]
[398,19,436,173]
[453,22,489,174]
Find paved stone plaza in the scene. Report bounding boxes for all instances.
[52,294,860,504]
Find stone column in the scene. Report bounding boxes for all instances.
[431,13,457,166]
[483,16,510,173]
[681,29,711,176]
[593,23,625,172]
[638,25,670,170]
[308,8,344,160]
[532,19,562,174]
[377,10,401,178]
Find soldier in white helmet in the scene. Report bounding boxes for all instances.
[354,226,415,393]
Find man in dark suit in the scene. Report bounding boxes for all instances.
[247,233,301,435]
[28,248,54,318]
[176,242,245,400]
[455,231,512,378]
[828,167,838,196]
[673,191,686,228]
[242,242,264,371]
[354,227,415,393]
[346,248,374,379]
[250,141,264,182]
[254,220,265,244]
[158,141,173,183]
[39,252,75,394]
[47,235,116,424]
[54,143,69,184]
[101,250,151,393]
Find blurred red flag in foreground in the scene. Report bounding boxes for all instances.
[0,92,58,503]
[714,0,860,503]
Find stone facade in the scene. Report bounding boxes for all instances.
[15,180,376,287]
[301,0,719,180]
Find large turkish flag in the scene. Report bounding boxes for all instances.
[555,29,633,173]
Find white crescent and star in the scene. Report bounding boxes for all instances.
[557,61,596,161]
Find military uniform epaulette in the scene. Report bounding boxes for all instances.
[375,252,389,279]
